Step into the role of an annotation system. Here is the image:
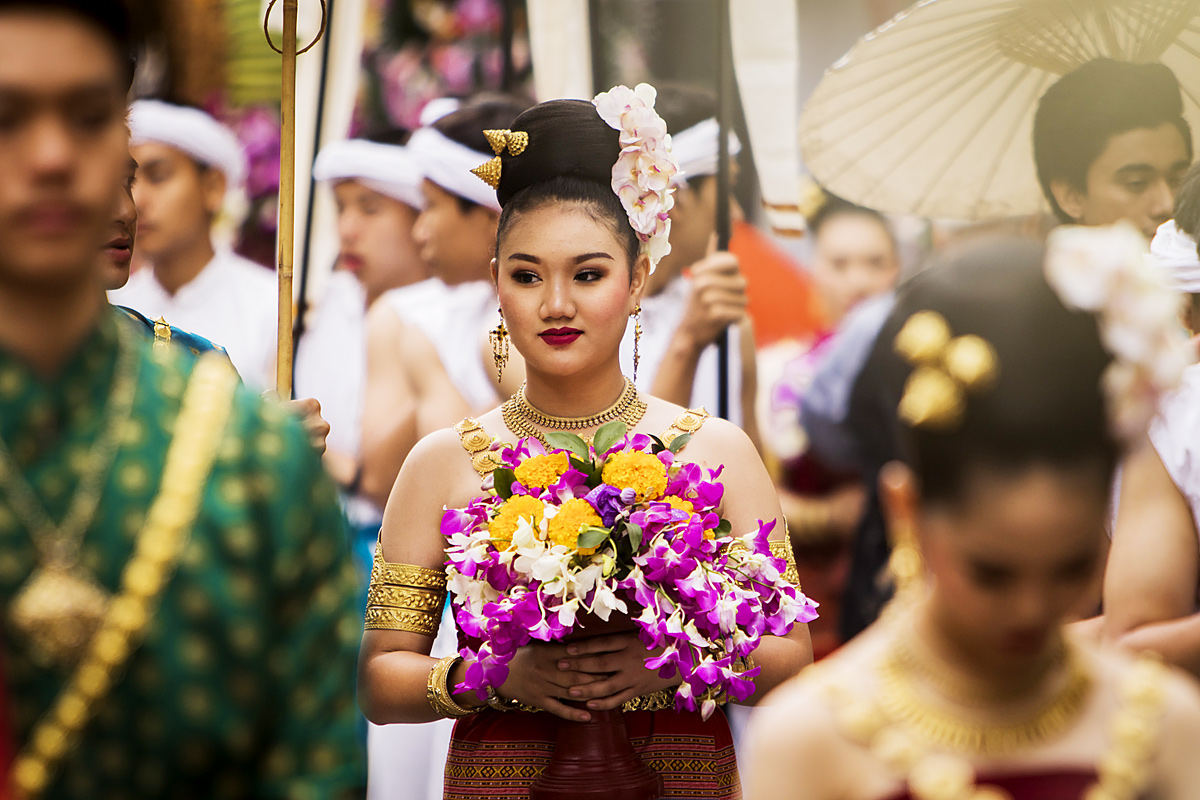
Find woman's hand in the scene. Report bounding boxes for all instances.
[554,632,679,712]
[493,642,604,722]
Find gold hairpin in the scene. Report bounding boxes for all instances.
[471,129,530,189]
[894,311,998,431]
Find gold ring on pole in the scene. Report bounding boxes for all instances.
[263,0,329,56]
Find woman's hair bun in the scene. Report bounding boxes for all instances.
[496,100,621,208]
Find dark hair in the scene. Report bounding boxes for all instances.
[364,126,412,146]
[1033,59,1192,223]
[1172,160,1200,237]
[494,99,639,267]
[810,193,895,249]
[0,0,138,90]
[873,236,1117,504]
[655,84,717,138]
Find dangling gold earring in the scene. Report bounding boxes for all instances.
[632,305,642,383]
[887,516,924,606]
[489,308,509,382]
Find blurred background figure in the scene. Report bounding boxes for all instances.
[108,99,278,390]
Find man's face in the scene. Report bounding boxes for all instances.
[130,142,224,263]
[1053,122,1191,238]
[100,156,137,291]
[333,180,423,301]
[0,10,128,291]
[411,180,497,285]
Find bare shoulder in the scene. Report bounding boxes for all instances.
[639,397,755,459]
[366,297,403,335]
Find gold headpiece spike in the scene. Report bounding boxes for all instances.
[483,129,509,155]
[894,310,952,365]
[943,335,999,392]
[471,157,502,189]
[898,367,965,431]
[505,130,529,156]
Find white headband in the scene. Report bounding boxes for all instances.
[128,100,246,189]
[407,127,502,213]
[1149,219,1200,293]
[313,139,424,210]
[669,117,742,186]
[420,97,462,126]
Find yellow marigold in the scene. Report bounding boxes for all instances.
[488,494,545,547]
[665,496,695,514]
[546,498,603,555]
[601,450,668,501]
[514,451,570,489]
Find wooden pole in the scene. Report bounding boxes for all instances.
[714,0,732,420]
[276,0,299,398]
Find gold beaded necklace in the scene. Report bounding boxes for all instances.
[501,378,647,445]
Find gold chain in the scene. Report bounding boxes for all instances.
[10,354,239,799]
[501,378,647,445]
[0,323,140,567]
[876,636,1092,757]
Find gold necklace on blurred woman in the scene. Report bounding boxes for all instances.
[502,377,647,445]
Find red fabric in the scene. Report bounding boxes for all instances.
[729,221,826,346]
[884,769,1097,799]
[445,707,740,799]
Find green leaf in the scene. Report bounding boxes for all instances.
[647,434,668,454]
[545,431,589,461]
[667,433,692,454]
[592,421,627,457]
[577,526,611,549]
[493,467,516,499]
[715,518,732,535]
[626,522,643,551]
[569,455,596,478]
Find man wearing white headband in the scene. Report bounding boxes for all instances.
[299,129,430,504]
[623,86,759,444]
[108,99,277,390]
[1106,162,1200,678]
[358,96,528,513]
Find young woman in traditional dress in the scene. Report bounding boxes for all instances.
[357,88,813,799]
[744,233,1200,800]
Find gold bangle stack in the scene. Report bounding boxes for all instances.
[427,655,480,718]
[769,535,802,588]
[364,544,447,636]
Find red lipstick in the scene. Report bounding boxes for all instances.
[539,327,582,346]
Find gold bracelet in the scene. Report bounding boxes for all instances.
[426,656,480,719]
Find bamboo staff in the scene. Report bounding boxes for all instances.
[714,0,733,420]
[265,0,326,398]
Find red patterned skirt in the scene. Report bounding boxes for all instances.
[444,707,740,799]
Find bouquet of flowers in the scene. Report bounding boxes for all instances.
[442,421,819,720]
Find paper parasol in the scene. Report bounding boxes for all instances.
[798,0,1200,220]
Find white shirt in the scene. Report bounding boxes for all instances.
[383,279,499,413]
[1150,361,1200,531]
[620,275,743,425]
[110,249,278,390]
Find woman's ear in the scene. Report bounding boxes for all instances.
[879,460,921,547]
[630,253,651,309]
[490,257,500,286]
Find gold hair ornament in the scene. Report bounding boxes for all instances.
[894,311,999,431]
[471,129,529,189]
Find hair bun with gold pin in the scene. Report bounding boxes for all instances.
[894,311,999,431]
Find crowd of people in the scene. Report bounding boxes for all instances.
[6,1,1200,798]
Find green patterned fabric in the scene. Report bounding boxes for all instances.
[0,313,365,798]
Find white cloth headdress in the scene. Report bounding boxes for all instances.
[128,100,246,189]
[668,117,741,186]
[407,127,502,212]
[1149,219,1200,293]
[312,139,424,210]
[420,97,463,126]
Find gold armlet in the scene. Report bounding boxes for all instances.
[769,535,802,589]
[427,656,481,718]
[365,545,448,635]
